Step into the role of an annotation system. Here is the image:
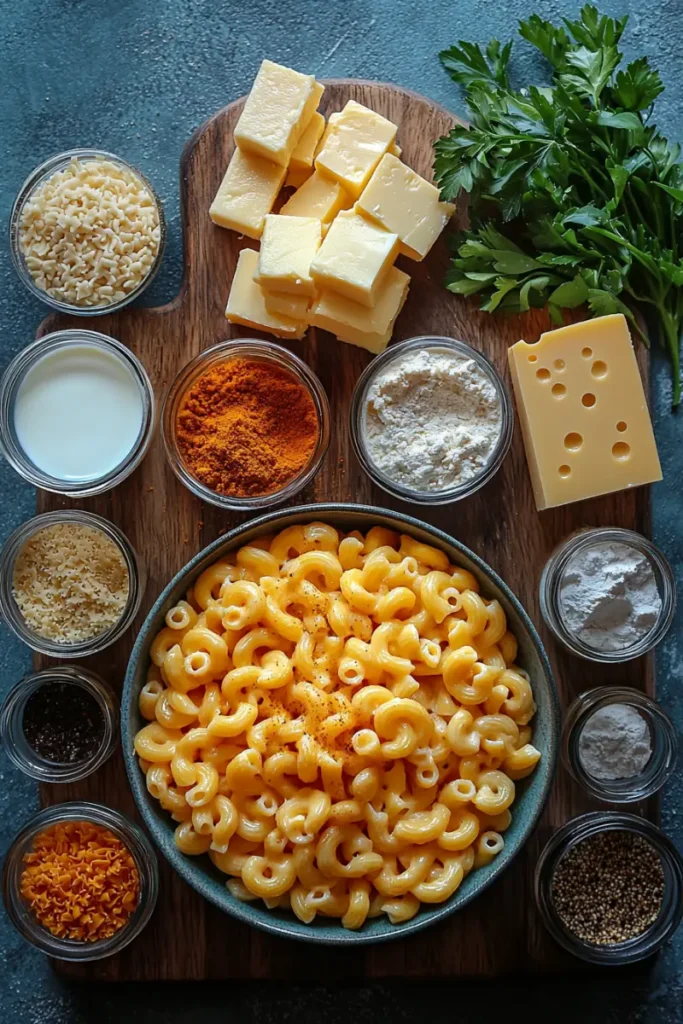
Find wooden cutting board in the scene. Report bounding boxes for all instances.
[34,80,653,980]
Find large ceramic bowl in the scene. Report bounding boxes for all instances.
[122,504,559,944]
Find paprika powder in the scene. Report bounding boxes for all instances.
[175,357,319,498]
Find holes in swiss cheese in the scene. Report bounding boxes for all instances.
[617,421,627,432]
[551,383,566,398]
[612,441,631,461]
[528,354,538,363]
[553,359,566,371]
[564,432,583,451]
[536,368,551,381]
[582,393,596,407]
[558,465,572,478]
[582,347,593,358]
[591,360,608,378]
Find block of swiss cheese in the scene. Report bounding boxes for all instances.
[508,314,661,510]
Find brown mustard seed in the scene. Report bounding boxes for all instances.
[552,830,665,945]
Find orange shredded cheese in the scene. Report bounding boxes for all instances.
[20,820,140,942]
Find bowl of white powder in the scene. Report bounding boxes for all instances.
[539,527,675,663]
[350,336,513,504]
[562,687,677,803]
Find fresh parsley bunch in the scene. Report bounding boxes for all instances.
[434,5,683,404]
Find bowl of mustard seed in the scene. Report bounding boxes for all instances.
[534,812,683,964]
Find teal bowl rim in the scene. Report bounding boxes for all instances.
[121,502,559,945]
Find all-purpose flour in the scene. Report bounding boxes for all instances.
[363,348,502,491]
[559,541,662,652]
[578,704,652,780]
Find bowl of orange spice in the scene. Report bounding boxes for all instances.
[163,339,330,510]
[3,802,158,960]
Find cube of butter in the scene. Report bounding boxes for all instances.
[234,59,324,167]
[284,111,324,188]
[315,112,399,160]
[256,215,321,297]
[209,148,285,240]
[310,209,399,308]
[310,266,410,354]
[508,314,661,511]
[315,100,397,198]
[264,290,312,320]
[225,248,306,339]
[289,111,326,173]
[280,170,352,224]
[357,154,455,261]
[315,112,342,159]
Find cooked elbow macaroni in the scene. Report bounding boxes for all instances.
[134,523,540,930]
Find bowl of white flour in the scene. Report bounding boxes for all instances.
[350,336,513,504]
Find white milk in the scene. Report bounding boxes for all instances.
[14,344,144,481]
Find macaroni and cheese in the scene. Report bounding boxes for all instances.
[134,523,541,930]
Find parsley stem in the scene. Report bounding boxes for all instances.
[573,162,610,203]
[626,186,657,240]
[660,307,682,407]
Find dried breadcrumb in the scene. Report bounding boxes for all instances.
[20,821,140,942]
[12,522,130,644]
[19,157,160,307]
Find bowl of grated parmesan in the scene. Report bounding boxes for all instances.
[9,149,165,314]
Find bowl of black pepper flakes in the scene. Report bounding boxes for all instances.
[0,666,118,782]
[534,812,683,964]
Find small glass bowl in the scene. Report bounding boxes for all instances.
[349,336,513,504]
[163,339,331,511]
[0,509,146,658]
[534,812,683,965]
[539,528,676,663]
[9,148,166,315]
[0,329,156,497]
[2,802,158,961]
[562,687,677,804]
[0,667,118,783]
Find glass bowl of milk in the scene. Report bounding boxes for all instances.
[0,330,155,496]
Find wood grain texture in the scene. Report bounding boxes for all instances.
[34,80,653,980]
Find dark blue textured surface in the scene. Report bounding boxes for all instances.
[1,1,682,1021]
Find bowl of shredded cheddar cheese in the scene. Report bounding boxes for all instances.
[3,802,158,960]
[121,504,559,944]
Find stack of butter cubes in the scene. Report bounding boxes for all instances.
[211,60,455,354]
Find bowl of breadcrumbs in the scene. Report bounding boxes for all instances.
[0,509,146,657]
